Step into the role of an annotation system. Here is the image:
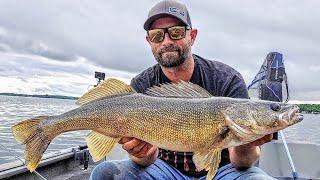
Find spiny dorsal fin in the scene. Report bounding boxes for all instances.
[144,81,212,98]
[86,131,121,162]
[76,78,134,106]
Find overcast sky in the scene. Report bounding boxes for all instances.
[0,0,319,102]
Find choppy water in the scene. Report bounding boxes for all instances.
[0,95,86,164]
[0,95,319,165]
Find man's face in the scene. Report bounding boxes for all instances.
[146,17,197,68]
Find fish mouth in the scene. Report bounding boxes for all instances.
[278,106,303,126]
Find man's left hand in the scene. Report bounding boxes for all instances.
[248,134,273,146]
[229,133,273,169]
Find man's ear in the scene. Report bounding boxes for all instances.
[190,28,198,46]
[146,35,152,45]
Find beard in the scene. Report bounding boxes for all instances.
[152,43,191,68]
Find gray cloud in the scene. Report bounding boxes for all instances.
[0,0,319,100]
[0,26,77,61]
[0,0,157,72]
[0,53,89,76]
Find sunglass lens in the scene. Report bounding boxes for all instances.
[168,26,186,40]
[148,29,164,43]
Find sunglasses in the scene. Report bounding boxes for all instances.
[148,26,191,43]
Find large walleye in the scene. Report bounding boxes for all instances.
[12,78,303,180]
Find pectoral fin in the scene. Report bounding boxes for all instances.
[86,131,121,162]
[193,148,222,180]
[225,115,255,141]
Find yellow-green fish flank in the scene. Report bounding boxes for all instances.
[12,78,303,179]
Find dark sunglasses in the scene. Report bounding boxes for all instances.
[147,26,191,43]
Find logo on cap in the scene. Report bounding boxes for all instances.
[168,7,185,16]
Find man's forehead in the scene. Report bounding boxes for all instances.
[150,16,184,29]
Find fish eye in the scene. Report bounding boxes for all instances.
[270,103,281,111]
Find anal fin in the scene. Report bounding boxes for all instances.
[193,148,222,180]
[86,131,121,162]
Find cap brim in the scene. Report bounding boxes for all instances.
[143,13,189,30]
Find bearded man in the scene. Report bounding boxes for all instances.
[90,1,275,179]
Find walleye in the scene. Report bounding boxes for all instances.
[12,78,303,180]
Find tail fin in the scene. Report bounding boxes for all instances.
[12,116,51,172]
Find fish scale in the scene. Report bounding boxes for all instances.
[12,78,303,180]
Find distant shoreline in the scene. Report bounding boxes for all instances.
[298,104,320,114]
[0,93,78,100]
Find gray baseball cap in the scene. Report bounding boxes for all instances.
[144,0,192,30]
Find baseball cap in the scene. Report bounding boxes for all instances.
[144,0,192,30]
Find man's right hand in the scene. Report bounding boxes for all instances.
[119,137,158,166]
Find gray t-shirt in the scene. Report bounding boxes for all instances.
[130,54,249,177]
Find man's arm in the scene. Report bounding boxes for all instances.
[228,134,273,169]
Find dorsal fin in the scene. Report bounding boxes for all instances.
[76,78,134,106]
[144,81,212,98]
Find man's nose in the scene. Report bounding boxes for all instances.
[161,33,174,45]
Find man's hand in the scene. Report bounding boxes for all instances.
[248,134,273,146]
[229,134,273,170]
[119,137,158,167]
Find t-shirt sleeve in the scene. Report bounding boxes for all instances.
[130,66,157,93]
[130,78,144,93]
[224,74,249,99]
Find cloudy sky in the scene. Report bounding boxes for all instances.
[0,0,319,102]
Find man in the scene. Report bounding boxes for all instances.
[90,0,275,179]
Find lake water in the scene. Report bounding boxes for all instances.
[0,95,85,164]
[0,95,319,165]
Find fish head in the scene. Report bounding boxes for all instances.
[250,102,303,133]
[224,100,303,142]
